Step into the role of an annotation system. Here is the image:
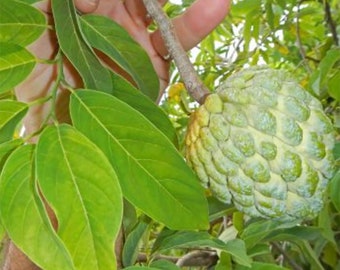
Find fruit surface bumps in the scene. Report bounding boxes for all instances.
[185,67,336,221]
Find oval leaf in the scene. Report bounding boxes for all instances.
[0,0,46,46]
[235,262,290,270]
[0,145,76,270]
[328,70,340,101]
[80,15,159,101]
[70,90,209,230]
[330,171,340,212]
[0,43,36,93]
[36,124,123,270]
[0,139,23,169]
[153,231,251,267]
[0,99,28,142]
[51,0,113,92]
[110,73,178,146]
[122,218,150,267]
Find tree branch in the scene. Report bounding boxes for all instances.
[271,242,303,270]
[323,0,339,46]
[142,0,210,104]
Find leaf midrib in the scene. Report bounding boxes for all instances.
[73,93,194,217]
[55,127,99,270]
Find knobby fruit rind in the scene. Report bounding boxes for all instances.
[185,67,336,221]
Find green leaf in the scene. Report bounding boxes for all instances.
[231,0,261,16]
[80,15,159,101]
[215,252,232,269]
[235,262,290,270]
[110,73,178,147]
[51,0,113,93]
[0,99,28,142]
[330,171,340,212]
[298,240,324,270]
[0,222,4,241]
[122,218,150,267]
[334,141,340,159]
[243,10,260,52]
[240,219,299,248]
[247,243,270,257]
[70,90,209,230]
[208,196,235,222]
[149,260,180,270]
[223,239,252,266]
[265,0,275,30]
[16,0,42,4]
[264,227,325,270]
[125,267,159,270]
[0,139,23,169]
[0,43,36,93]
[153,231,251,267]
[36,124,123,270]
[0,0,46,46]
[0,145,76,270]
[318,206,339,250]
[263,226,324,243]
[308,48,340,97]
[328,70,340,101]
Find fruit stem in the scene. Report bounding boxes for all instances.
[143,0,210,104]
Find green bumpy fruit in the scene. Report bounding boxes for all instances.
[185,67,336,221]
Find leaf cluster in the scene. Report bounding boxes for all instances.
[0,0,339,269]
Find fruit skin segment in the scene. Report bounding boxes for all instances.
[185,67,336,221]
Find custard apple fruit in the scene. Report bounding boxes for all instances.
[185,67,336,221]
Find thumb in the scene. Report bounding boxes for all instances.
[74,0,99,13]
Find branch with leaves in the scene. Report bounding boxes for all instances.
[142,0,210,104]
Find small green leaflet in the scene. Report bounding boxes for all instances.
[149,260,180,270]
[0,99,28,142]
[308,48,340,97]
[235,262,290,270]
[80,15,159,101]
[36,124,123,270]
[0,145,76,270]
[122,218,150,267]
[70,90,209,230]
[0,0,46,46]
[330,171,340,212]
[240,219,300,248]
[124,267,159,270]
[0,43,36,93]
[152,231,251,267]
[328,70,340,101]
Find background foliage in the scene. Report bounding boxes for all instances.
[0,0,339,269]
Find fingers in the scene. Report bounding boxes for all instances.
[124,0,168,27]
[151,0,231,57]
[74,0,99,13]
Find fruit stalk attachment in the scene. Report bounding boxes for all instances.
[143,0,210,104]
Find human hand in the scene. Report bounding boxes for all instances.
[15,0,231,135]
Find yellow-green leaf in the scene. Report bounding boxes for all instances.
[0,145,76,270]
[0,43,36,93]
[0,0,46,46]
[70,90,209,230]
[36,124,123,270]
[0,99,28,142]
[80,15,159,101]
